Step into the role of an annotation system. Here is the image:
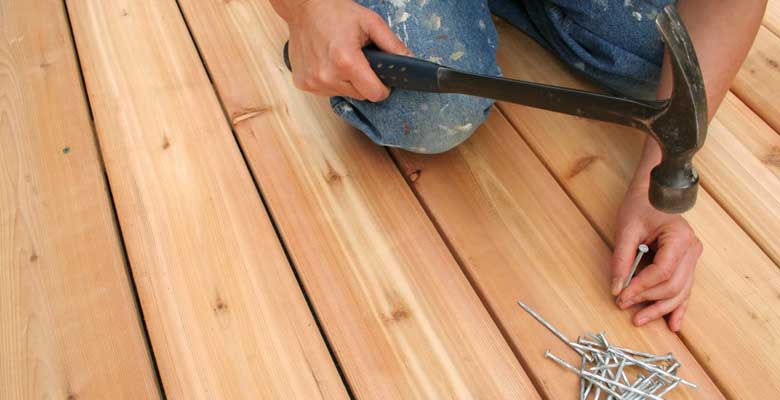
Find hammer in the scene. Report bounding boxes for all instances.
[283,5,707,213]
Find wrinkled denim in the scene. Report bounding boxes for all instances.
[331,0,675,154]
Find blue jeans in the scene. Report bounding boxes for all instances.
[332,0,675,154]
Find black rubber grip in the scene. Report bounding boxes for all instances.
[283,41,442,92]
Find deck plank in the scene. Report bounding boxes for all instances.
[64,1,348,398]
[392,111,723,399]
[717,94,780,179]
[765,0,780,37]
[0,0,160,399]
[495,23,780,399]
[733,26,780,134]
[698,93,780,266]
[0,0,160,398]
[175,1,541,398]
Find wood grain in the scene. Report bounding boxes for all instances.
[716,93,780,179]
[495,22,780,399]
[733,26,780,134]
[0,0,159,398]
[765,0,780,37]
[65,1,348,398]
[697,93,780,266]
[392,111,723,399]
[175,0,541,398]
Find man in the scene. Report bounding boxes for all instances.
[270,0,767,331]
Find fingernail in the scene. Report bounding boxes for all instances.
[611,278,622,295]
[636,317,648,325]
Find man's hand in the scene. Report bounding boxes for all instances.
[284,0,411,102]
[610,179,702,332]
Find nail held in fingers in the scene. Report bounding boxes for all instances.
[622,244,650,291]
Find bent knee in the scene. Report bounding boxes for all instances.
[332,90,493,154]
[391,94,493,154]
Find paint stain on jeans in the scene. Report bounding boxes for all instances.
[424,13,442,30]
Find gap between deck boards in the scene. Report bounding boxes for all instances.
[731,26,780,137]
[384,138,553,400]
[171,1,356,396]
[491,104,735,397]
[59,0,777,397]
[162,1,746,397]
[61,0,165,394]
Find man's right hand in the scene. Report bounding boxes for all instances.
[285,0,411,102]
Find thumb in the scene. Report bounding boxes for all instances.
[611,227,642,296]
[363,13,412,56]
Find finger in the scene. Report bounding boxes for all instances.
[363,12,412,56]
[331,81,366,100]
[350,54,391,102]
[618,234,689,303]
[619,245,698,308]
[632,296,678,327]
[667,300,688,332]
[633,278,692,326]
[610,225,643,295]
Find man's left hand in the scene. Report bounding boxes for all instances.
[610,182,703,332]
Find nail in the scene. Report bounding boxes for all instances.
[607,348,696,388]
[657,379,681,397]
[615,357,627,389]
[623,244,650,289]
[611,346,662,359]
[579,355,586,400]
[518,302,593,362]
[545,351,665,400]
[636,316,649,325]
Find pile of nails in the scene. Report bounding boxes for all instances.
[518,302,696,400]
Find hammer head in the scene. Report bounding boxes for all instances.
[647,6,708,213]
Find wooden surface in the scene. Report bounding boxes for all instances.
[3,0,780,398]
[0,0,160,398]
[176,1,540,398]
[495,22,780,399]
[765,0,780,36]
[733,26,780,134]
[65,0,347,398]
[698,93,780,266]
[717,94,780,179]
[392,112,722,399]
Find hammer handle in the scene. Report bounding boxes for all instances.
[283,41,442,92]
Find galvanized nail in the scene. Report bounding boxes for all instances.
[623,244,650,289]
[545,351,665,400]
[518,302,593,362]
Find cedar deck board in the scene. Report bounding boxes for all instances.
[495,21,780,398]
[765,0,780,37]
[733,26,780,135]
[64,0,347,398]
[175,0,541,398]
[391,110,723,399]
[717,94,780,179]
[0,0,160,398]
[5,1,780,398]
[697,93,780,267]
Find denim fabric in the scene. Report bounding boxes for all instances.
[331,0,675,154]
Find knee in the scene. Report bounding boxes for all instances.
[332,89,493,154]
[332,0,500,153]
[390,93,493,154]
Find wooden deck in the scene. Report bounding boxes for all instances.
[2,1,779,398]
